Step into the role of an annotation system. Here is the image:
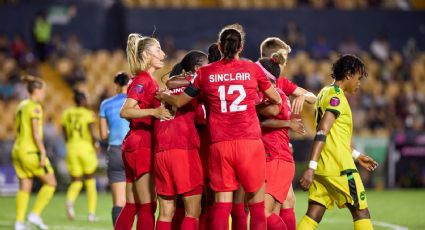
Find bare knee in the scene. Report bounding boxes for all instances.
[349,206,371,221]
[159,197,176,222]
[283,190,295,208]
[183,195,202,218]
[306,201,326,223]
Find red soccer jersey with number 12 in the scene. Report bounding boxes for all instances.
[193,59,272,143]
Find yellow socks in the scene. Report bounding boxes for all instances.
[84,178,97,214]
[32,185,56,215]
[16,190,30,221]
[297,215,318,230]
[354,219,374,230]
[66,181,83,204]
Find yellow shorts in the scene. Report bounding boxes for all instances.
[66,146,98,177]
[308,172,368,210]
[12,149,54,179]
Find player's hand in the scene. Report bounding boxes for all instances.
[154,106,173,120]
[155,89,170,100]
[358,155,379,172]
[292,94,306,114]
[39,154,47,167]
[299,168,314,191]
[289,118,306,135]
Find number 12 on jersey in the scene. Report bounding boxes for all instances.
[218,85,247,113]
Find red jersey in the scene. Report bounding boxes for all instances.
[122,71,159,151]
[276,76,297,96]
[153,85,200,153]
[261,90,293,162]
[190,59,272,143]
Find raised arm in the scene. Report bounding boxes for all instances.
[299,111,336,191]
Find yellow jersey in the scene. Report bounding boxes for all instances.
[314,85,357,176]
[61,107,95,148]
[13,99,43,152]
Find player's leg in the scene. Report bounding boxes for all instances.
[65,151,83,220]
[208,141,238,230]
[107,145,126,226]
[134,173,156,230]
[156,196,176,230]
[28,172,56,230]
[231,185,248,230]
[84,172,97,222]
[347,205,373,230]
[115,182,141,229]
[181,192,202,230]
[297,201,326,230]
[265,194,286,230]
[280,185,296,230]
[15,178,32,230]
[172,196,185,230]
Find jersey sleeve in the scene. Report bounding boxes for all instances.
[323,93,346,118]
[99,100,106,118]
[29,103,42,120]
[86,110,96,124]
[277,77,297,96]
[61,111,67,126]
[127,77,150,102]
[254,65,272,92]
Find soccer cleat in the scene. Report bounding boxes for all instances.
[88,213,96,222]
[27,213,48,230]
[66,202,75,220]
[14,221,27,230]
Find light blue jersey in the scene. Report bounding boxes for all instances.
[99,94,129,146]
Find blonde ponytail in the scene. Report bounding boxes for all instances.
[126,33,159,75]
[271,48,291,66]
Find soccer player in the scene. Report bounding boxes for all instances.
[153,50,208,230]
[298,55,379,230]
[157,24,281,230]
[62,89,98,222]
[12,76,57,230]
[99,72,130,226]
[260,37,316,230]
[256,51,306,230]
[116,33,172,230]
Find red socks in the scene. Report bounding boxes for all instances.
[181,217,198,230]
[231,203,248,230]
[248,202,266,230]
[137,202,157,230]
[172,207,185,230]
[115,202,140,230]
[279,208,296,230]
[267,213,287,230]
[209,202,232,230]
[156,220,171,230]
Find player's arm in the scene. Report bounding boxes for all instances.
[31,118,47,167]
[256,103,280,117]
[263,86,282,105]
[120,98,172,120]
[62,126,68,142]
[99,117,108,141]
[157,83,196,108]
[299,111,336,191]
[291,87,317,114]
[166,76,190,89]
[88,122,100,151]
[260,118,306,135]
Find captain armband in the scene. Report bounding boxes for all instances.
[314,130,326,142]
[184,83,200,97]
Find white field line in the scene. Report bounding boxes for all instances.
[324,218,409,230]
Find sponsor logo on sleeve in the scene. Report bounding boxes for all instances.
[134,84,144,94]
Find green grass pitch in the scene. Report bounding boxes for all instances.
[0,190,424,230]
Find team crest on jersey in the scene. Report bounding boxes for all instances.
[330,97,340,107]
[34,108,40,114]
[134,84,144,94]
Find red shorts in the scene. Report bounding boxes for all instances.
[208,139,266,193]
[122,147,153,183]
[265,159,295,203]
[154,149,204,196]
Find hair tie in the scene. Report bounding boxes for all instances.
[256,61,276,82]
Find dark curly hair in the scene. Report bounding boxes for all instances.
[332,54,367,81]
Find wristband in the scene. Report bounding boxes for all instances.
[308,160,318,170]
[352,149,361,160]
